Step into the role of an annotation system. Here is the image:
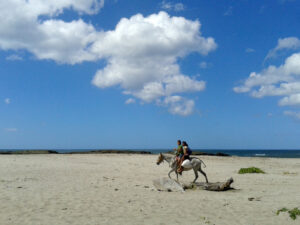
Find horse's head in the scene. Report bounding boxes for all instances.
[156,153,164,165]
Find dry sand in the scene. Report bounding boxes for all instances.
[0,154,300,225]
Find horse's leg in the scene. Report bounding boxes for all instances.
[168,168,175,179]
[174,161,179,181]
[192,168,198,183]
[199,167,208,183]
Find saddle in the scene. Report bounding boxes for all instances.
[181,159,193,169]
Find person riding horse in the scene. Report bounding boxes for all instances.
[177,141,192,174]
[156,153,208,183]
[174,140,183,158]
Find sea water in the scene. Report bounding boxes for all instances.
[150,149,300,158]
[2,149,300,158]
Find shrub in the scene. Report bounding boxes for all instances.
[238,167,265,174]
[277,207,300,220]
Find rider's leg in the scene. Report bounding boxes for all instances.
[177,155,185,173]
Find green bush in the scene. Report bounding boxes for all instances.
[238,167,265,174]
[276,208,288,215]
[277,207,300,220]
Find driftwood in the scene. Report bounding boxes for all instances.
[182,177,234,191]
[153,177,234,192]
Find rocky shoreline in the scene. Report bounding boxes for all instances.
[0,149,152,155]
[166,151,230,156]
[0,149,230,156]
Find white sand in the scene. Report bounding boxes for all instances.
[0,154,300,225]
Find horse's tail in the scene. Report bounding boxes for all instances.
[195,157,206,168]
[201,159,206,168]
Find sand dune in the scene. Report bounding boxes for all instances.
[0,154,299,225]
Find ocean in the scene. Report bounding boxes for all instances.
[151,149,300,158]
[49,149,300,158]
[1,149,300,158]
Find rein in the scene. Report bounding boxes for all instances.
[162,154,176,167]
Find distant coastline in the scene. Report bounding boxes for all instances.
[0,149,152,155]
[0,149,228,156]
[1,149,300,158]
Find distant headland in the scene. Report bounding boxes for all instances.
[0,149,230,156]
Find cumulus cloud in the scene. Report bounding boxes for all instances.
[92,12,215,115]
[160,1,185,12]
[0,2,216,116]
[279,93,300,106]
[234,51,300,108]
[0,0,104,64]
[265,37,300,60]
[162,96,195,116]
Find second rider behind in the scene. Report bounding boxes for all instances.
[177,141,192,174]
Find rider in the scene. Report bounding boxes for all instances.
[174,140,183,160]
[177,141,192,173]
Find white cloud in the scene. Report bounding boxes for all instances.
[6,54,22,61]
[162,96,195,116]
[234,51,300,108]
[284,111,300,120]
[0,0,104,64]
[0,2,216,116]
[160,1,185,12]
[5,128,18,132]
[4,98,10,104]
[279,93,300,106]
[92,12,215,115]
[125,98,136,104]
[265,37,300,60]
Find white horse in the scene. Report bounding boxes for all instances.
[156,153,208,183]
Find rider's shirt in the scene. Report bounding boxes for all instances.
[176,145,183,157]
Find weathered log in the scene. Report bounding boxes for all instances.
[182,177,234,191]
[152,177,234,192]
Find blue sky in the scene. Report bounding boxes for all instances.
[1,0,300,149]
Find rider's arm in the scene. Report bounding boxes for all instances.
[183,146,187,155]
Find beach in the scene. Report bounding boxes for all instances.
[0,154,300,225]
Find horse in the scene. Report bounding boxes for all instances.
[156,153,208,183]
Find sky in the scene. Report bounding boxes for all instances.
[1,0,300,150]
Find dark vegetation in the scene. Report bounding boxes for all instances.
[238,167,265,174]
[0,150,151,155]
[167,151,230,157]
[277,207,300,220]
